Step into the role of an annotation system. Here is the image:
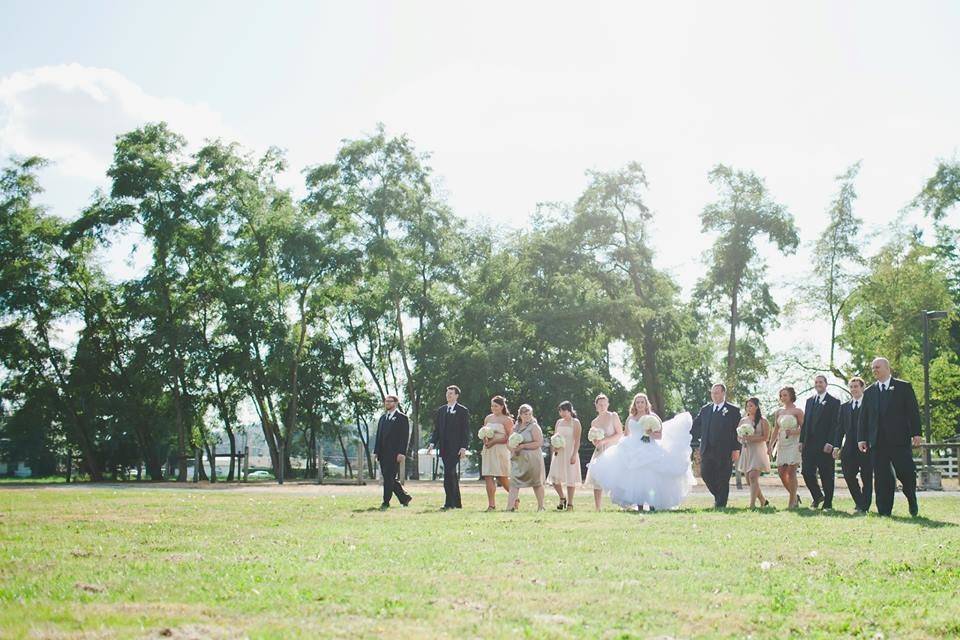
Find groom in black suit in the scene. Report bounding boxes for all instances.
[429,385,470,510]
[691,383,741,508]
[857,357,922,517]
[833,376,872,513]
[373,394,412,510]
[800,375,841,509]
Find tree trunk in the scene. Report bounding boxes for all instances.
[641,321,666,415]
[337,432,353,478]
[226,428,237,482]
[726,287,739,393]
[395,298,419,478]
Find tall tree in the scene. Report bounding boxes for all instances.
[304,125,462,477]
[696,165,799,393]
[803,162,865,377]
[565,163,683,414]
[0,157,105,479]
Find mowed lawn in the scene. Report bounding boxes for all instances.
[1,483,958,639]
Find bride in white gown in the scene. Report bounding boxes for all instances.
[587,393,696,510]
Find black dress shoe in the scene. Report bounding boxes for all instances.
[811,497,823,509]
[379,503,390,511]
[909,500,919,517]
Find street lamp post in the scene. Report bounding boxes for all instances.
[921,309,949,491]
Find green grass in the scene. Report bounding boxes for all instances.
[1,484,958,639]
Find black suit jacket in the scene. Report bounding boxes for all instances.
[691,402,742,457]
[374,411,410,460]
[801,393,841,452]
[857,378,921,448]
[430,403,470,460]
[835,399,863,458]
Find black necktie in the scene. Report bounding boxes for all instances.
[881,383,886,393]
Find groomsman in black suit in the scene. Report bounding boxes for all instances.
[691,383,741,508]
[373,394,412,510]
[833,376,872,513]
[429,385,470,510]
[857,357,923,517]
[800,375,841,509]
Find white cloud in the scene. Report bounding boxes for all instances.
[0,64,231,181]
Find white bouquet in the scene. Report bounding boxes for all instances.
[637,414,661,441]
[508,432,524,449]
[778,414,798,434]
[550,433,566,449]
[478,425,495,441]
[588,426,606,444]
[737,421,755,438]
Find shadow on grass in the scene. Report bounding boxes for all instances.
[688,504,958,528]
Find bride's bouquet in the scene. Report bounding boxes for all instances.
[478,425,495,441]
[638,414,661,442]
[587,426,606,444]
[508,432,524,449]
[736,421,755,438]
[550,433,566,450]
[778,414,798,436]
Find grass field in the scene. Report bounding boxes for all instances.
[1,483,958,639]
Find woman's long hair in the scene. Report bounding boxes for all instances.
[747,397,762,427]
[491,395,513,419]
[557,400,578,420]
[517,403,537,425]
[628,393,651,418]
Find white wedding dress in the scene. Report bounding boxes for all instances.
[586,412,696,510]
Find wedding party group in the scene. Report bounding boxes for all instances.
[372,356,923,517]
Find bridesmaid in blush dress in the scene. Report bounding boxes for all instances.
[582,393,623,511]
[736,397,771,509]
[771,386,804,509]
[480,395,514,512]
[547,401,582,511]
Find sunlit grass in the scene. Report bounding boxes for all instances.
[1,484,958,639]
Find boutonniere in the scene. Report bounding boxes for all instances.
[722,407,728,416]
[888,385,895,391]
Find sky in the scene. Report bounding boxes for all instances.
[2,0,959,391]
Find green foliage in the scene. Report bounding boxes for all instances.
[696,164,799,395]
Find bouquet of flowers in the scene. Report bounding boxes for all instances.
[778,414,798,437]
[550,433,566,450]
[478,425,495,441]
[638,414,661,442]
[508,432,524,449]
[588,426,606,444]
[736,421,755,438]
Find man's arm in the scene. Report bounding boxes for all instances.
[690,407,703,444]
[799,399,809,444]
[428,408,440,449]
[857,392,869,447]
[399,414,411,457]
[832,405,845,450]
[904,381,922,439]
[730,406,742,452]
[458,407,470,452]
[373,417,382,458]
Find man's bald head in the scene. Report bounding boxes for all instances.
[871,357,892,380]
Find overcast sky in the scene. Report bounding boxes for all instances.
[2,0,958,388]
